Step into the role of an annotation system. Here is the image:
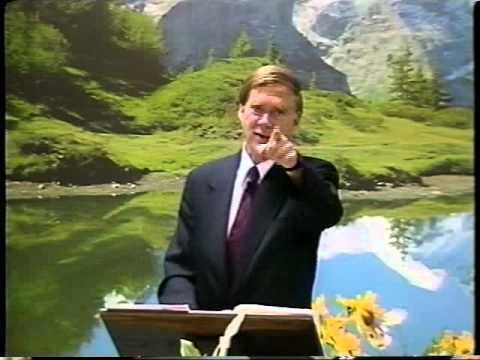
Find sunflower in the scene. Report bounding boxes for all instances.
[320,317,362,356]
[336,291,406,350]
[428,331,474,355]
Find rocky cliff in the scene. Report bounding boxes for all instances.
[293,0,474,106]
[128,0,351,94]
[128,0,473,106]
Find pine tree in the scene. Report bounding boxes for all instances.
[427,71,451,109]
[205,48,216,67]
[409,66,429,107]
[229,30,255,58]
[182,65,195,75]
[388,45,452,109]
[309,71,317,90]
[265,35,282,64]
[387,45,416,104]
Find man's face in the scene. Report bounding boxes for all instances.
[238,84,298,162]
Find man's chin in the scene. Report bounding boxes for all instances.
[246,143,267,163]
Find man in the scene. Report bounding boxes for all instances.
[157,65,343,312]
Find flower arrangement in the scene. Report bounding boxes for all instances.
[425,331,474,356]
[312,291,474,357]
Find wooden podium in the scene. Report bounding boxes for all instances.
[101,304,322,356]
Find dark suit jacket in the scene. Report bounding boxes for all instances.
[157,152,343,310]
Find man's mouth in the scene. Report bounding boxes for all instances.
[254,132,270,143]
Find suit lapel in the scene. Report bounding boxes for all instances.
[204,154,240,293]
[231,165,290,296]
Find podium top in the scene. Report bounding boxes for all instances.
[101,303,314,336]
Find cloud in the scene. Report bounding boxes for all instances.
[410,214,472,259]
[318,216,446,291]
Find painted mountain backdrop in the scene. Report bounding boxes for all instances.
[128,0,474,106]
[6,0,473,187]
[5,1,474,356]
[293,0,474,106]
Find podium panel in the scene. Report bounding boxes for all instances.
[101,307,321,356]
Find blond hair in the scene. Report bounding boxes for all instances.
[238,65,303,121]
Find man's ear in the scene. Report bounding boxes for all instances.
[288,121,299,141]
[293,119,299,132]
[237,105,245,118]
[294,115,300,126]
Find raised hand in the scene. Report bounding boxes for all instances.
[259,126,298,169]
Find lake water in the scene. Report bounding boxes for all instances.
[5,192,474,356]
[313,212,474,356]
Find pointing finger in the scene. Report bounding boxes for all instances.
[272,127,282,142]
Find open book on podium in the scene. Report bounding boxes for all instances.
[100,303,322,356]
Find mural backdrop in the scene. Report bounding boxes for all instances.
[5,0,474,356]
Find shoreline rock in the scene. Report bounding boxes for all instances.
[6,173,184,200]
[341,175,473,202]
[6,173,473,201]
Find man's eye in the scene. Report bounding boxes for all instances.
[251,107,262,114]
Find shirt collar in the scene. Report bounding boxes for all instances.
[238,143,274,184]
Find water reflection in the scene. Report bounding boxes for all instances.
[5,193,474,356]
[6,193,178,356]
[313,213,474,356]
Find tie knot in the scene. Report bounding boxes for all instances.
[247,166,260,185]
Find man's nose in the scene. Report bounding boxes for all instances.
[257,112,274,125]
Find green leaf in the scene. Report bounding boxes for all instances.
[180,339,202,357]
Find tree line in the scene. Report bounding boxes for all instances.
[387,46,451,109]
[6,0,452,111]
[207,30,283,66]
[225,32,452,110]
[5,0,166,87]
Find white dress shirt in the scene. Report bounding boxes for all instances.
[227,144,274,237]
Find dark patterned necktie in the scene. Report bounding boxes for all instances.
[226,166,260,284]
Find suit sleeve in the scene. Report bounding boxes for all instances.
[157,173,199,309]
[291,157,343,230]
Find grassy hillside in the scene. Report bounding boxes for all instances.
[136,58,270,133]
[6,57,473,189]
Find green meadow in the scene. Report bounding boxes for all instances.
[7,57,473,189]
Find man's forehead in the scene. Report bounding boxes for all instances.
[250,84,295,97]
[248,85,297,110]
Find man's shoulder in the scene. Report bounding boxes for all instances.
[301,155,337,170]
[188,153,240,179]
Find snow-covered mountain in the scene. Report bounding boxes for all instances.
[127,0,474,106]
[293,0,474,106]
